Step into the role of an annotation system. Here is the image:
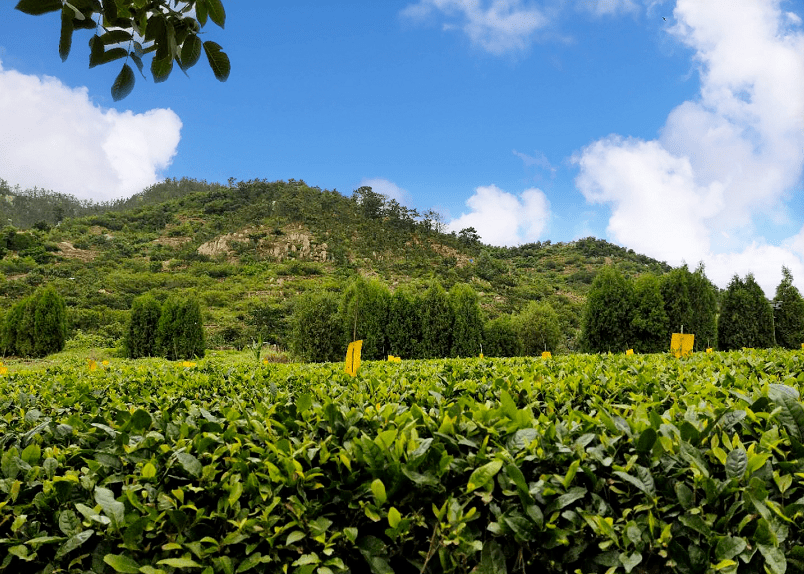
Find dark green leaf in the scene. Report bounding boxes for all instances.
[180,34,202,70]
[100,30,133,45]
[478,540,507,574]
[59,7,75,61]
[196,0,208,26]
[203,41,230,82]
[103,554,141,574]
[111,63,135,101]
[636,427,656,454]
[151,53,173,83]
[55,529,94,559]
[206,0,226,28]
[58,510,81,537]
[716,536,747,561]
[176,452,202,477]
[101,0,117,23]
[15,0,62,15]
[769,386,804,443]
[726,448,747,480]
[95,487,125,527]
[758,544,787,574]
[128,408,152,431]
[619,552,642,573]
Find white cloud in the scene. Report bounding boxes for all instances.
[401,0,548,55]
[447,184,550,245]
[574,0,804,294]
[0,60,182,202]
[358,177,413,205]
[580,0,640,17]
[704,242,804,297]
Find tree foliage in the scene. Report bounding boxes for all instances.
[156,296,206,360]
[126,293,162,358]
[718,274,774,350]
[773,266,804,349]
[420,281,454,359]
[1,285,66,357]
[450,283,483,357]
[660,264,718,350]
[340,277,391,361]
[482,314,522,358]
[15,0,230,101]
[387,286,422,359]
[630,274,669,354]
[580,266,634,353]
[290,292,342,363]
[517,301,561,356]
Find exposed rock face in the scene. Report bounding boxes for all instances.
[57,242,96,262]
[196,225,328,262]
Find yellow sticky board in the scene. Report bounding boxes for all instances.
[626,349,634,355]
[670,333,694,358]
[542,351,552,359]
[387,355,401,363]
[706,348,713,353]
[801,343,804,350]
[345,340,363,376]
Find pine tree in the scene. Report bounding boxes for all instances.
[33,285,67,357]
[387,286,422,359]
[631,274,669,353]
[483,314,523,357]
[517,301,562,356]
[420,281,454,359]
[126,293,162,358]
[774,267,804,349]
[718,274,774,350]
[580,266,634,353]
[290,291,342,363]
[450,283,483,357]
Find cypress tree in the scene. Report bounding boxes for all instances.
[718,274,774,350]
[580,266,634,353]
[126,293,162,358]
[660,266,693,336]
[774,267,804,349]
[483,314,523,357]
[517,301,562,355]
[290,291,342,363]
[387,286,422,359]
[155,297,179,360]
[450,283,483,357]
[15,296,38,358]
[340,277,390,360]
[2,299,26,356]
[420,281,453,359]
[687,263,719,350]
[174,297,206,359]
[631,274,669,353]
[33,285,67,357]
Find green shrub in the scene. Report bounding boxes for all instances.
[339,277,390,360]
[483,314,522,357]
[290,291,342,363]
[517,300,561,355]
[156,296,206,360]
[126,293,162,358]
[420,281,454,359]
[387,286,422,359]
[450,283,483,357]
[33,284,67,357]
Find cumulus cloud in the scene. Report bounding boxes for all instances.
[401,0,548,55]
[447,184,550,246]
[580,0,640,17]
[358,177,413,205]
[0,60,182,202]
[574,0,804,294]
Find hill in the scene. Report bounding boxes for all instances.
[0,177,672,353]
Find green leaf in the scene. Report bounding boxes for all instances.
[758,543,787,574]
[129,408,152,431]
[387,507,401,529]
[370,478,387,505]
[286,531,305,545]
[636,427,657,454]
[716,537,747,561]
[21,443,41,465]
[467,459,503,492]
[769,387,804,443]
[196,0,208,27]
[151,53,174,83]
[206,0,226,28]
[176,452,202,478]
[58,510,81,536]
[553,486,586,510]
[619,552,643,573]
[103,553,141,573]
[157,557,203,569]
[15,0,62,15]
[478,539,507,574]
[141,461,157,479]
[55,529,94,559]
[59,7,74,62]
[111,63,135,101]
[725,448,747,480]
[101,0,117,23]
[203,41,230,82]
[235,553,263,573]
[95,487,125,527]
[180,35,202,70]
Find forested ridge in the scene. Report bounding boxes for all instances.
[0,176,699,356]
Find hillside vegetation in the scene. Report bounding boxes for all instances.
[0,177,672,354]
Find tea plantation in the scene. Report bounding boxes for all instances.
[2,350,804,573]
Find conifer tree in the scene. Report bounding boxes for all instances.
[773,267,804,349]
[660,264,718,350]
[718,274,774,350]
[15,296,38,358]
[387,286,422,359]
[340,277,391,360]
[483,314,523,357]
[580,266,634,353]
[450,283,483,357]
[155,297,179,360]
[517,301,562,355]
[2,299,26,356]
[33,285,67,357]
[420,281,454,359]
[290,291,342,363]
[631,274,669,353]
[126,293,162,358]
[173,298,206,359]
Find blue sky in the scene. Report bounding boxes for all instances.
[0,0,803,294]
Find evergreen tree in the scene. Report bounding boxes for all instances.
[33,285,67,357]
[631,274,669,353]
[660,266,693,336]
[483,314,523,357]
[450,283,483,357]
[126,293,163,358]
[517,301,562,355]
[2,299,25,356]
[774,267,804,349]
[155,297,179,360]
[420,281,454,359]
[718,274,774,350]
[290,291,342,363]
[15,296,38,358]
[580,266,634,353]
[173,298,206,359]
[340,277,391,360]
[687,263,719,350]
[387,286,422,359]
